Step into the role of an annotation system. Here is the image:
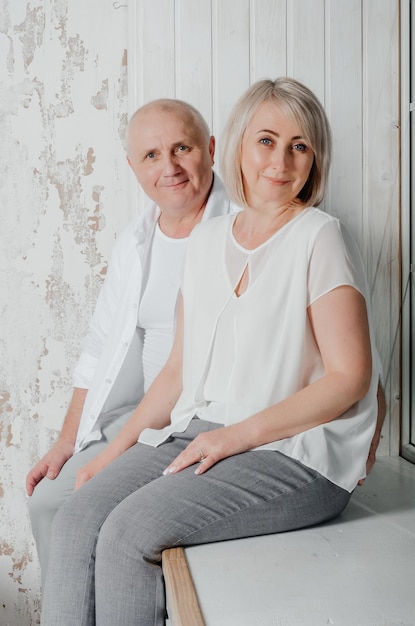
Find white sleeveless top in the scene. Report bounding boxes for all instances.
[138,223,187,391]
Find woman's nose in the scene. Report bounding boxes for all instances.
[271,147,289,170]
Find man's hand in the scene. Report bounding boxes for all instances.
[26,438,74,496]
[358,382,386,486]
[360,427,382,482]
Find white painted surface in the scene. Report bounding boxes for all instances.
[0,1,128,623]
[0,1,404,624]
[184,458,415,626]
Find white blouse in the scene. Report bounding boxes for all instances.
[139,208,380,492]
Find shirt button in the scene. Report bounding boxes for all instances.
[122,341,128,347]
[105,378,112,384]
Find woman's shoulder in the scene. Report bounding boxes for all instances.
[296,207,346,245]
[301,206,339,226]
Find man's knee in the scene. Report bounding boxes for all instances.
[28,476,68,525]
[28,453,83,525]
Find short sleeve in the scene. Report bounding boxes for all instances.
[307,219,369,307]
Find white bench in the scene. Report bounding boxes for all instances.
[163,457,415,626]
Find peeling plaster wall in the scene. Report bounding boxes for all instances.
[0,1,128,623]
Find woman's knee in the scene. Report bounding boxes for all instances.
[96,503,163,565]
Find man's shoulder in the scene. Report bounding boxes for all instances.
[117,203,158,241]
[190,213,232,244]
[203,174,240,219]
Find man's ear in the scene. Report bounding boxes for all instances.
[126,155,132,169]
[209,136,216,165]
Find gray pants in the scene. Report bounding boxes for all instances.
[41,418,351,626]
[28,407,135,585]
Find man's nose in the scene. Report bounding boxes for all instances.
[161,152,181,175]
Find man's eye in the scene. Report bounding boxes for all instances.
[177,145,189,153]
[145,152,156,159]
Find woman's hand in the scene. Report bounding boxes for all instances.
[163,424,250,476]
[75,452,113,490]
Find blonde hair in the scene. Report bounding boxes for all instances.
[220,77,331,207]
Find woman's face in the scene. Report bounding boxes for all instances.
[240,101,315,211]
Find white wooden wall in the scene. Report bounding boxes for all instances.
[128,0,400,456]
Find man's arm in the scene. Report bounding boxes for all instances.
[26,387,88,496]
[74,295,185,489]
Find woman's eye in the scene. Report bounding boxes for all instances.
[292,143,307,152]
[259,137,272,146]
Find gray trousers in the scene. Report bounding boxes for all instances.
[28,407,135,585]
[41,418,351,626]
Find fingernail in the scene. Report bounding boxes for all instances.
[163,466,176,476]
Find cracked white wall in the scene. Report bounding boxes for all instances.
[0,1,128,623]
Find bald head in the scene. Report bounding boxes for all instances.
[125,99,211,156]
[125,98,215,217]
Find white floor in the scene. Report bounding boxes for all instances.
[182,457,415,626]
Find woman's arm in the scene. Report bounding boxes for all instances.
[75,297,184,489]
[164,285,373,475]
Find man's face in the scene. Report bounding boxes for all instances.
[127,106,215,215]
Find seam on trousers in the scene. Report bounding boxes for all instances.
[79,550,96,626]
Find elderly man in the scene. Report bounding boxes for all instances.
[26,99,236,581]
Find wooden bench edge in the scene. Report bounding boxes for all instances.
[162,547,205,626]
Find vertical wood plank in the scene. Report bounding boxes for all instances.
[128,0,176,213]
[363,0,400,454]
[175,0,213,127]
[250,0,287,81]
[135,0,176,105]
[212,0,251,148]
[286,0,325,102]
[324,0,363,245]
